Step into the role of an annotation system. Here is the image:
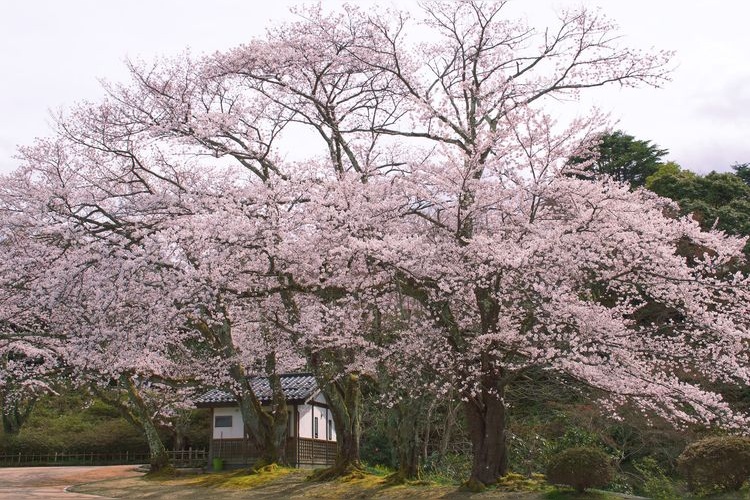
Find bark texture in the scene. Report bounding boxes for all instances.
[465,377,507,488]
[122,377,169,472]
[311,372,363,480]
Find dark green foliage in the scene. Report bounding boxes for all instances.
[360,428,394,468]
[677,436,750,494]
[0,393,150,453]
[1,390,210,457]
[633,457,681,500]
[572,130,668,187]
[647,164,750,244]
[546,447,614,493]
[423,452,472,484]
[732,162,750,185]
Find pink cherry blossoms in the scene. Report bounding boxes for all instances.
[1,0,747,485]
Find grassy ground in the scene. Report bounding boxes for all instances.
[69,466,648,499]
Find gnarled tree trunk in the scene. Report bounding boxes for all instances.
[389,398,422,482]
[312,372,363,479]
[464,376,507,489]
[232,361,288,467]
[1,398,35,436]
[121,377,169,472]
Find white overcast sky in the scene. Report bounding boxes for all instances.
[0,0,748,174]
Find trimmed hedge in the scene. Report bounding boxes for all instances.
[546,447,613,493]
[677,435,750,494]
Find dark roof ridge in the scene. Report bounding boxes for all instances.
[195,372,320,408]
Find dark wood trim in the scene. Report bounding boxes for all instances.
[325,406,330,441]
[310,400,315,439]
[208,408,214,461]
[294,404,300,466]
[306,393,330,409]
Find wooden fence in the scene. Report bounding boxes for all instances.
[0,449,207,467]
[211,437,336,466]
[296,437,337,466]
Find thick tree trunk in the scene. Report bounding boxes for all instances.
[1,411,22,435]
[214,324,287,467]
[335,419,361,470]
[142,415,169,471]
[1,396,35,436]
[394,420,420,481]
[233,365,288,467]
[388,398,422,482]
[464,381,508,490]
[122,378,169,472]
[311,372,363,480]
[331,374,362,471]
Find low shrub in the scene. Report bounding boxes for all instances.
[633,457,681,500]
[677,435,750,494]
[546,447,613,493]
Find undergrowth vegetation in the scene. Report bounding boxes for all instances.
[0,391,209,454]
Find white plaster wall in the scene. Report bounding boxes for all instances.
[212,407,244,439]
[211,402,336,441]
[298,404,312,439]
[326,406,336,441]
[312,405,325,440]
[300,403,335,441]
[304,393,335,441]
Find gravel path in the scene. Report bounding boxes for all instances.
[0,465,143,499]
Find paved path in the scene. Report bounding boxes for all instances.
[0,465,143,499]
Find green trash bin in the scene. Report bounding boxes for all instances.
[212,457,224,471]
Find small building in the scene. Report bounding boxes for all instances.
[195,373,337,468]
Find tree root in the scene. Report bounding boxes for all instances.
[463,477,487,493]
[308,462,366,482]
[249,459,283,474]
[384,469,422,485]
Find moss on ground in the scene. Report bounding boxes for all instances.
[182,464,296,489]
[543,489,624,500]
[72,467,653,499]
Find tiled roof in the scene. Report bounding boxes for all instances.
[195,373,319,407]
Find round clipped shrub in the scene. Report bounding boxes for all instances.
[677,435,750,494]
[546,447,614,493]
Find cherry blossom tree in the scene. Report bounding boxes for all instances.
[210,1,749,487]
[0,169,66,436]
[3,125,305,466]
[4,0,750,489]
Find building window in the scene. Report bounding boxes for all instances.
[314,417,319,439]
[327,419,333,440]
[215,415,232,428]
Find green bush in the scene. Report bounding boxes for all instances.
[546,447,614,493]
[634,457,680,500]
[677,435,750,494]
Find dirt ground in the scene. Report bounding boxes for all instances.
[0,465,143,499]
[1,466,649,499]
[69,470,549,499]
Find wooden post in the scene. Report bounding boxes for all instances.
[208,408,214,463]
